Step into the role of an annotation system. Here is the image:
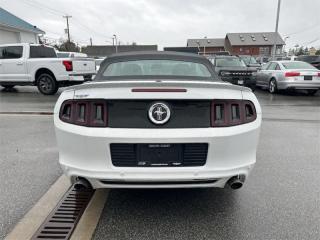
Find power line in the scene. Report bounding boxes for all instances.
[285,23,320,37]
[25,0,66,15]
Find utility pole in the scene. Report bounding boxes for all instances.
[90,37,93,46]
[272,0,281,60]
[63,15,72,43]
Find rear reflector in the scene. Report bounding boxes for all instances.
[285,72,300,77]
[131,88,187,92]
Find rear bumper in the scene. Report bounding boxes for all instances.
[55,116,261,189]
[63,164,254,188]
[277,80,320,90]
[57,73,96,82]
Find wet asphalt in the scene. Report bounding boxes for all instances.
[0,86,319,240]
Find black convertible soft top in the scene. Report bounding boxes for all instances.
[95,51,219,81]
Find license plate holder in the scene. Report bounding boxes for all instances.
[304,76,313,80]
[138,144,182,166]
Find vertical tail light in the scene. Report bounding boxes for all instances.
[62,60,73,71]
[211,100,256,127]
[59,100,108,127]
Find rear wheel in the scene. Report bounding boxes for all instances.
[36,73,58,95]
[268,79,277,94]
[1,84,15,89]
[307,90,318,96]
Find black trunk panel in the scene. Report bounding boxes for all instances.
[108,100,211,128]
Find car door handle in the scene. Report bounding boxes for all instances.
[17,62,23,65]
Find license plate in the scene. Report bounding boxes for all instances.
[138,144,182,166]
[238,80,244,85]
[304,76,313,80]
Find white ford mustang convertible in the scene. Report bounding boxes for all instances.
[54,51,261,189]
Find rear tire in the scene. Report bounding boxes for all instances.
[1,84,15,89]
[268,79,277,94]
[36,73,58,95]
[307,90,318,96]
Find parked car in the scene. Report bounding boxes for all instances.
[238,55,261,71]
[56,51,88,58]
[209,55,257,90]
[297,55,320,69]
[0,43,96,95]
[54,51,262,190]
[256,61,320,95]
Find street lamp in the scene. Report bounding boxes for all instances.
[113,34,118,53]
[196,40,201,54]
[272,0,281,60]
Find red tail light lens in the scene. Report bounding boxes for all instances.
[62,60,73,71]
[317,72,320,77]
[59,100,107,127]
[285,72,300,77]
[211,100,256,127]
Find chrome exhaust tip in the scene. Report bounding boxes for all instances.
[74,177,92,190]
[227,175,245,190]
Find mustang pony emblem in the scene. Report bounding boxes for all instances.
[148,102,171,125]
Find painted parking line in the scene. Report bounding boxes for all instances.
[70,189,109,240]
[5,175,71,240]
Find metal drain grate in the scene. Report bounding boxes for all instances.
[32,185,95,240]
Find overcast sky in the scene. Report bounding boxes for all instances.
[1,0,320,49]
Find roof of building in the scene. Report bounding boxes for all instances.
[0,8,44,34]
[187,38,225,47]
[82,45,158,57]
[226,32,285,46]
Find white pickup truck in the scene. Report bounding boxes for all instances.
[0,43,96,95]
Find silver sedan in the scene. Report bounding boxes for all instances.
[256,61,320,95]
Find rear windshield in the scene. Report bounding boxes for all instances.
[30,46,57,58]
[216,57,246,67]
[102,59,212,78]
[282,61,316,70]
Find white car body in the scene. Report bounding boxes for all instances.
[54,52,262,189]
[0,43,96,93]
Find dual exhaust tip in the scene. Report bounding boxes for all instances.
[227,175,245,190]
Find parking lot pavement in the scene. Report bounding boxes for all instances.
[0,115,61,239]
[0,86,61,113]
[0,86,320,239]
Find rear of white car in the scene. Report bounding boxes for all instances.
[54,52,261,189]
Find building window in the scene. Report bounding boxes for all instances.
[259,47,270,56]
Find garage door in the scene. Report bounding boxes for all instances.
[0,29,19,44]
